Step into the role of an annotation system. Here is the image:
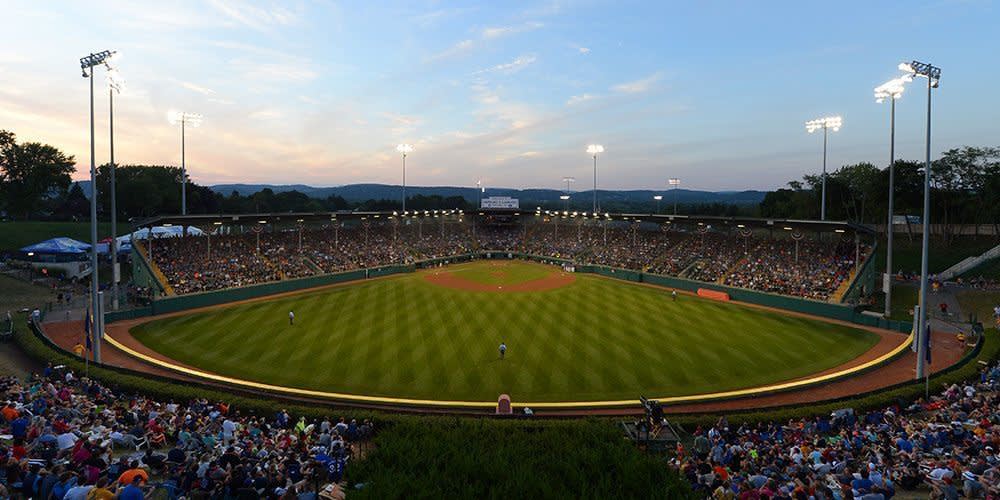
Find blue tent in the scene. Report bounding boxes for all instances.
[20,237,92,255]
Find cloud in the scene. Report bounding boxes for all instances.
[180,81,216,95]
[248,109,282,120]
[566,93,597,106]
[474,55,537,75]
[578,47,590,54]
[612,72,663,94]
[482,21,544,39]
[426,39,475,62]
[230,60,317,82]
[208,0,300,31]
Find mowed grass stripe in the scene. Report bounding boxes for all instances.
[131,261,882,402]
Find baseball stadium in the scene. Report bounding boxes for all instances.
[35,211,970,413]
[4,2,1000,498]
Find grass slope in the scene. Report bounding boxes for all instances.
[131,262,880,402]
[0,221,114,252]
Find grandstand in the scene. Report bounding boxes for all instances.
[130,210,875,304]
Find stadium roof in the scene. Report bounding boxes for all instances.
[133,210,873,234]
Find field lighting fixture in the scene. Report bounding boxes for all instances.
[805,116,842,221]
[79,49,118,363]
[396,144,414,212]
[668,178,681,215]
[875,75,911,319]
[586,144,604,213]
[898,60,941,383]
[168,110,203,215]
[653,195,663,214]
[107,63,125,312]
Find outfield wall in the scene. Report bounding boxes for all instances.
[108,251,911,334]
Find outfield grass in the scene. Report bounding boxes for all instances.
[131,261,881,403]
[451,261,550,285]
[0,221,115,252]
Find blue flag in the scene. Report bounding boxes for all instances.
[84,308,92,351]
[924,323,931,364]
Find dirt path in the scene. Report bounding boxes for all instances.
[32,266,972,416]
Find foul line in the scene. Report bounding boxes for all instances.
[104,331,914,409]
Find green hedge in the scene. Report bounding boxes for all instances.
[348,418,693,499]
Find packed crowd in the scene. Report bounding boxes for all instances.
[145,221,869,301]
[0,365,370,498]
[673,360,1000,499]
[725,239,862,300]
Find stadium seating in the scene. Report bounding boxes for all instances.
[145,221,869,301]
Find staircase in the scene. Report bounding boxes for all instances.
[939,241,1000,280]
[134,240,175,296]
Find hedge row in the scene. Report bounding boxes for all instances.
[347,418,694,499]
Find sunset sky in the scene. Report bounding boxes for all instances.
[1,0,996,191]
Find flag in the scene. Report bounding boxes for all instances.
[924,323,932,364]
[84,307,92,352]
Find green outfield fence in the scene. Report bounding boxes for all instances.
[109,249,911,334]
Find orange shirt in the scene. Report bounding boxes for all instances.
[117,468,149,486]
[1,405,17,422]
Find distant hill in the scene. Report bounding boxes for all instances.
[75,180,765,207]
[209,183,766,206]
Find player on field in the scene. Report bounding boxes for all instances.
[499,342,507,360]
[671,290,677,301]
[289,310,295,326]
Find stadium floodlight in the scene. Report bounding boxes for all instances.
[898,60,941,382]
[167,111,203,216]
[653,195,663,214]
[79,48,118,363]
[586,144,604,213]
[668,178,681,215]
[561,176,575,211]
[805,116,842,221]
[396,144,414,212]
[875,75,911,320]
[105,64,125,312]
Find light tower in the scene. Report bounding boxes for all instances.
[668,178,681,215]
[875,75,911,319]
[586,144,604,213]
[79,49,118,363]
[805,116,842,221]
[167,111,203,215]
[396,144,413,212]
[898,60,941,382]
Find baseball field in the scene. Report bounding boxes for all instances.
[129,260,881,403]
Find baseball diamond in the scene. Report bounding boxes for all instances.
[128,260,881,403]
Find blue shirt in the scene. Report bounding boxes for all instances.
[10,416,29,438]
[119,484,144,500]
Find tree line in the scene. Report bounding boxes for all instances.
[3,128,997,234]
[761,146,1000,241]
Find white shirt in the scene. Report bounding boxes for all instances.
[289,311,295,319]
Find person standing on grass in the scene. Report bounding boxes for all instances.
[288,310,295,326]
[671,290,677,301]
[499,342,507,360]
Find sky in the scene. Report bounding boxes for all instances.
[1,0,997,192]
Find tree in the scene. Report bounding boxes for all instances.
[0,130,76,218]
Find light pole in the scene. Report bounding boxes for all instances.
[899,60,941,381]
[875,76,911,318]
[80,49,117,364]
[805,116,842,221]
[476,179,484,208]
[668,178,680,215]
[587,144,604,213]
[653,195,663,214]
[562,176,575,211]
[168,111,203,215]
[397,144,413,212]
[107,65,124,311]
